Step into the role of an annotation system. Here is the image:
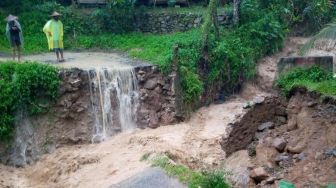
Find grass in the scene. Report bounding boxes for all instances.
[145,153,231,188]
[276,66,336,97]
[0,29,201,68]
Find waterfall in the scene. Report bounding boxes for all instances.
[88,67,139,143]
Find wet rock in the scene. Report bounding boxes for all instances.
[286,117,297,131]
[256,144,278,164]
[293,152,306,162]
[262,176,277,185]
[276,116,287,125]
[253,96,265,105]
[275,153,292,168]
[323,148,336,159]
[247,141,257,157]
[272,137,287,152]
[250,167,269,182]
[287,144,305,154]
[148,112,159,128]
[254,132,265,141]
[258,122,274,131]
[243,102,252,109]
[314,152,324,160]
[70,79,81,87]
[144,79,157,90]
[224,150,252,187]
[306,101,318,107]
[92,135,104,144]
[274,153,290,164]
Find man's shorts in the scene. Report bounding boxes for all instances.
[53,48,63,53]
[10,38,21,47]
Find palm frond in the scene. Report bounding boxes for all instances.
[300,22,336,55]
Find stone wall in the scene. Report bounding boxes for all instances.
[136,66,179,128]
[0,66,179,167]
[134,12,232,33]
[278,56,334,74]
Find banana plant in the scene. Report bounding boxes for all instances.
[300,22,336,55]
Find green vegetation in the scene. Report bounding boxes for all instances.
[276,66,336,97]
[0,62,59,140]
[1,0,336,114]
[147,154,231,188]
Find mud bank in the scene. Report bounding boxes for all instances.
[221,89,336,187]
[0,65,180,167]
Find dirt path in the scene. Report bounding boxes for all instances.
[0,38,310,187]
[0,52,148,69]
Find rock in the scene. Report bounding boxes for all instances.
[274,154,290,164]
[276,116,287,125]
[314,152,324,160]
[287,144,305,154]
[275,106,287,116]
[287,117,298,131]
[272,137,287,152]
[92,135,104,144]
[224,150,252,187]
[250,167,269,182]
[70,79,81,87]
[243,102,252,109]
[293,152,305,161]
[76,107,85,113]
[148,112,159,128]
[253,96,265,104]
[144,79,157,90]
[306,101,318,107]
[264,176,277,184]
[138,70,146,74]
[256,144,278,164]
[323,148,336,159]
[258,122,275,131]
[254,132,265,140]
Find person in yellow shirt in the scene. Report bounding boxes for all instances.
[43,11,65,62]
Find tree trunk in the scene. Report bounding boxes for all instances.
[233,0,241,25]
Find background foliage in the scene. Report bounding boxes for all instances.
[1,0,336,115]
[0,62,59,140]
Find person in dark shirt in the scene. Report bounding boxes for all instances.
[5,15,23,62]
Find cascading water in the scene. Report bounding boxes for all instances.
[88,66,139,142]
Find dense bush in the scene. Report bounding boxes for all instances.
[1,1,135,36]
[276,66,335,96]
[241,0,336,34]
[173,0,287,107]
[0,62,59,140]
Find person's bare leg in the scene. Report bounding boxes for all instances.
[55,51,60,62]
[60,50,64,61]
[17,47,21,62]
[12,47,16,61]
